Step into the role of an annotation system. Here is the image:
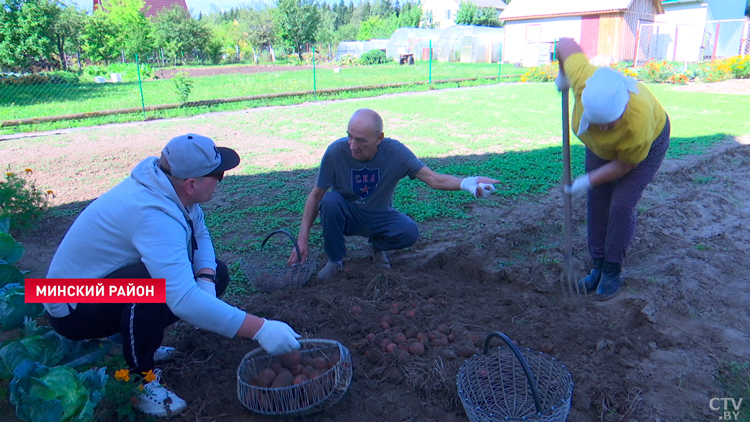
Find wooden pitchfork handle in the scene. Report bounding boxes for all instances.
[562,88,575,291]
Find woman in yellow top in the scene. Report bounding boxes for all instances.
[556,38,670,301]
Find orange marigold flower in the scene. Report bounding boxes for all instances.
[46,190,54,195]
[115,369,130,382]
[5,172,13,176]
[138,384,145,391]
[142,369,156,383]
[24,168,32,173]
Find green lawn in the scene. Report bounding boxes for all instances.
[0,62,525,123]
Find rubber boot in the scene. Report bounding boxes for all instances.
[576,258,603,294]
[594,261,623,301]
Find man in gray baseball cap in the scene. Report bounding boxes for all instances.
[45,134,301,418]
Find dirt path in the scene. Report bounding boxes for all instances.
[154,64,336,80]
[2,84,750,421]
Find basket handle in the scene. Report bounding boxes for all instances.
[483,332,543,415]
[261,229,303,266]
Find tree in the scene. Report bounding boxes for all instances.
[82,9,119,63]
[273,0,320,60]
[475,7,500,27]
[397,2,421,27]
[245,8,277,61]
[0,0,58,71]
[153,5,211,64]
[455,1,500,27]
[455,1,477,25]
[99,0,153,60]
[50,3,87,70]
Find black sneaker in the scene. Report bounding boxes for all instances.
[576,258,603,294]
[594,261,623,301]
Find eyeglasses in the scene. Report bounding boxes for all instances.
[160,165,223,182]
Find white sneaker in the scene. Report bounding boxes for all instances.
[154,346,176,363]
[136,369,188,418]
[108,334,176,363]
[367,244,391,268]
[317,260,343,281]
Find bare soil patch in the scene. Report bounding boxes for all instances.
[672,78,750,95]
[155,64,335,80]
[2,95,750,422]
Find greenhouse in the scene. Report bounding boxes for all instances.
[435,25,505,63]
[386,28,442,61]
[335,39,390,60]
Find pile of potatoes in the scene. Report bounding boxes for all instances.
[250,349,341,390]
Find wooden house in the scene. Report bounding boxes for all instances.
[499,0,665,65]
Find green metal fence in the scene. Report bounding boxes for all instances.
[0,56,526,133]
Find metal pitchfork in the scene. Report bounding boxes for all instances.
[561,88,580,295]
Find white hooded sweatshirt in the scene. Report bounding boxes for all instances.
[44,157,246,338]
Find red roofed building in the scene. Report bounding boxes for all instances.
[93,0,189,18]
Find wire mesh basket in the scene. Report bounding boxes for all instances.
[237,339,353,417]
[457,332,574,422]
[240,229,317,293]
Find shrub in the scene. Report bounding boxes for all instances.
[520,62,557,82]
[41,71,80,85]
[0,168,52,232]
[337,54,358,66]
[172,71,193,106]
[301,50,324,64]
[84,65,106,79]
[699,60,733,83]
[609,62,638,79]
[359,50,389,65]
[667,73,689,85]
[723,55,750,79]
[0,74,49,86]
[106,62,154,81]
[637,60,676,83]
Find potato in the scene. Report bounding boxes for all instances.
[293,374,309,385]
[313,357,328,370]
[270,369,294,388]
[329,353,340,366]
[409,342,425,356]
[302,356,316,367]
[279,350,302,369]
[255,368,277,388]
[436,324,451,335]
[290,364,305,376]
[270,361,284,375]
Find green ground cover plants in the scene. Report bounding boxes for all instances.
[185,83,750,256]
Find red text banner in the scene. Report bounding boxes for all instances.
[25,279,166,303]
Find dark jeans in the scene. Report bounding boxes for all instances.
[586,115,671,264]
[319,191,420,262]
[49,260,229,374]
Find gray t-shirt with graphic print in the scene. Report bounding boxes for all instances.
[316,137,425,211]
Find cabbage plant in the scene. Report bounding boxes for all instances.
[9,361,107,422]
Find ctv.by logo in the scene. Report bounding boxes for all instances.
[710,397,744,420]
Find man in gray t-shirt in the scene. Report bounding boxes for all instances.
[289,108,500,280]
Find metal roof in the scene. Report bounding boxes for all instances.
[452,0,508,9]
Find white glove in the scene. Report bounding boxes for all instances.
[461,177,496,199]
[252,319,301,355]
[196,278,216,297]
[564,174,592,195]
[555,71,570,91]
[477,182,496,198]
